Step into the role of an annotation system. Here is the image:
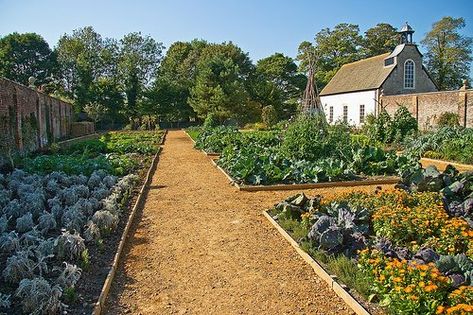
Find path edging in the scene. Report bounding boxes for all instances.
[262,211,371,315]
[92,137,164,315]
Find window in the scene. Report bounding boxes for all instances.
[343,105,348,123]
[329,106,334,123]
[384,57,394,66]
[404,59,415,89]
[359,104,365,124]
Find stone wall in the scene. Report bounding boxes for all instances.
[382,44,438,96]
[0,77,73,159]
[380,88,472,130]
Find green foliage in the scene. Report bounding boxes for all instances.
[281,114,329,161]
[261,105,278,127]
[405,127,473,164]
[363,107,417,144]
[437,112,460,127]
[203,112,219,129]
[362,23,399,57]
[422,17,472,90]
[214,117,412,185]
[188,42,256,124]
[253,53,305,119]
[0,32,57,85]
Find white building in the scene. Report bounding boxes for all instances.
[319,23,437,126]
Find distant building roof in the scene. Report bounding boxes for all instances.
[320,53,394,96]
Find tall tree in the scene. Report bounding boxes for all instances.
[55,26,111,110]
[188,42,257,123]
[253,53,306,119]
[118,32,163,119]
[150,40,208,121]
[298,23,363,88]
[362,23,399,57]
[0,32,56,85]
[422,16,472,90]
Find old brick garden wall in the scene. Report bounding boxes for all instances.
[0,77,73,158]
[380,89,472,130]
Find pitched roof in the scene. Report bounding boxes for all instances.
[320,53,395,96]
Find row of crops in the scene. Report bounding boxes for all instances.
[192,117,419,186]
[0,130,163,314]
[269,164,473,314]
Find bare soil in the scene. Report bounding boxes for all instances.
[106,130,392,315]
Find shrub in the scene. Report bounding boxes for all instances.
[261,105,278,127]
[281,114,329,161]
[203,112,219,129]
[437,112,460,128]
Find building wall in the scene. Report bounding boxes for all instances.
[320,90,377,126]
[381,89,472,130]
[382,45,437,95]
[0,78,73,159]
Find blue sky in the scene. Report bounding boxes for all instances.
[1,0,472,64]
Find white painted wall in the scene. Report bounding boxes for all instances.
[320,90,377,126]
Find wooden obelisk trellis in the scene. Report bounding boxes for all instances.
[301,55,323,115]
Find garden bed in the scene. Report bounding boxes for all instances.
[262,210,375,315]
[265,164,473,315]
[210,158,399,191]
[0,130,165,315]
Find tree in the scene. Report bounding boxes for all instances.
[422,17,472,90]
[298,23,363,88]
[151,40,208,122]
[0,32,56,85]
[362,23,399,57]
[55,26,113,111]
[83,102,108,130]
[253,53,306,119]
[188,42,257,123]
[118,32,163,119]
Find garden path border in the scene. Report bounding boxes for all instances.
[262,210,371,315]
[92,130,167,315]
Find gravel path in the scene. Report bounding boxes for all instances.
[106,130,384,315]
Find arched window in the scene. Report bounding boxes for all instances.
[404,59,415,89]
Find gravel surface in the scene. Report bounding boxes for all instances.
[106,130,390,315]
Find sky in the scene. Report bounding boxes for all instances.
[0,0,472,65]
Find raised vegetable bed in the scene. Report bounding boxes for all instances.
[266,164,473,315]
[0,130,165,314]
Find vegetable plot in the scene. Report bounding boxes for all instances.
[405,127,473,165]
[0,130,163,314]
[269,165,473,314]
[200,117,418,185]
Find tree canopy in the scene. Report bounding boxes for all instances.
[0,32,56,86]
[422,16,472,90]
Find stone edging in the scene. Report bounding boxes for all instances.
[92,137,164,315]
[262,211,371,315]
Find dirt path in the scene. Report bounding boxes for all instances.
[106,130,384,315]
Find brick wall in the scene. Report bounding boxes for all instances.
[380,89,472,130]
[0,77,73,158]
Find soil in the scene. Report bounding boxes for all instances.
[105,130,394,315]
